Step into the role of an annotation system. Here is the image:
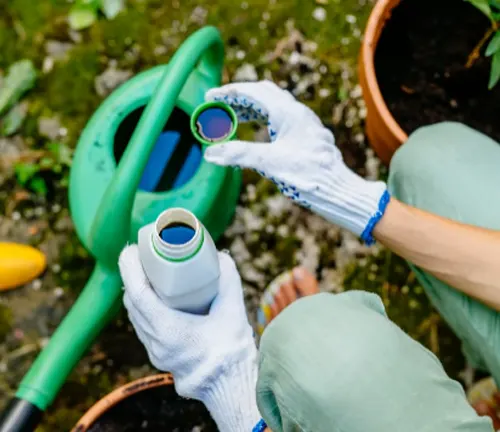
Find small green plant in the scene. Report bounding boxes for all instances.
[0,59,36,136]
[466,0,500,88]
[68,0,125,31]
[14,142,73,196]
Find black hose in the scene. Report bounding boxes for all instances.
[0,398,42,432]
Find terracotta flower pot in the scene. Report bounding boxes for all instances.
[359,0,408,165]
[72,374,173,432]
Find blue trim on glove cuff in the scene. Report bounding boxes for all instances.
[253,419,267,432]
[360,190,391,246]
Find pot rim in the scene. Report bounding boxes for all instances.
[361,0,408,144]
[72,373,173,432]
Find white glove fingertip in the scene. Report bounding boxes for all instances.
[119,244,148,289]
[204,141,252,168]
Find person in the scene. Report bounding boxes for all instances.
[118,81,500,431]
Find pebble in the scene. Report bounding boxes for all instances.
[266,195,293,218]
[42,57,54,74]
[303,41,318,52]
[354,133,365,144]
[189,6,207,25]
[346,14,357,24]
[45,40,74,60]
[53,287,65,298]
[32,279,42,291]
[246,184,257,202]
[240,263,265,285]
[296,234,320,272]
[94,66,133,97]
[288,51,301,66]
[277,225,289,237]
[312,7,327,21]
[365,148,380,181]
[319,88,331,98]
[230,237,251,262]
[350,84,363,99]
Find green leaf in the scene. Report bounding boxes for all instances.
[48,142,73,166]
[39,157,53,169]
[466,0,493,19]
[15,162,40,185]
[486,31,500,56]
[0,103,27,136]
[29,177,48,196]
[100,0,125,19]
[0,60,36,116]
[488,50,500,88]
[489,0,500,10]
[68,3,98,30]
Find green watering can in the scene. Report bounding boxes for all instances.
[0,26,241,431]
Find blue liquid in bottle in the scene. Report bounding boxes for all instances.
[160,223,196,245]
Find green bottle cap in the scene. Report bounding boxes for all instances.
[190,101,238,146]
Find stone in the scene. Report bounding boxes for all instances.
[233,63,258,82]
[94,66,133,97]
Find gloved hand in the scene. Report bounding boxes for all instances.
[118,246,262,432]
[204,80,389,244]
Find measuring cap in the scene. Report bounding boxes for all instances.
[190,101,238,146]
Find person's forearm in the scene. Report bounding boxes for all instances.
[374,198,500,310]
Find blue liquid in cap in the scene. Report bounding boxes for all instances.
[160,223,196,245]
[196,107,233,142]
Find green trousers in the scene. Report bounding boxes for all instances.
[257,123,500,431]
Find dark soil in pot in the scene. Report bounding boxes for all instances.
[87,385,217,432]
[375,0,500,142]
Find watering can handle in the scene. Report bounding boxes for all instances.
[89,26,224,269]
[0,27,224,432]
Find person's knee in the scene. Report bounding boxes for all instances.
[257,293,392,413]
[257,292,487,431]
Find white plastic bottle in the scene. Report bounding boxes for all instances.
[138,208,220,314]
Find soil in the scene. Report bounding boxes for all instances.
[87,386,217,432]
[375,0,500,142]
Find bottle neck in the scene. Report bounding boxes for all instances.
[152,208,203,261]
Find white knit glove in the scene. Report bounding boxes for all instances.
[204,81,389,244]
[118,246,261,432]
